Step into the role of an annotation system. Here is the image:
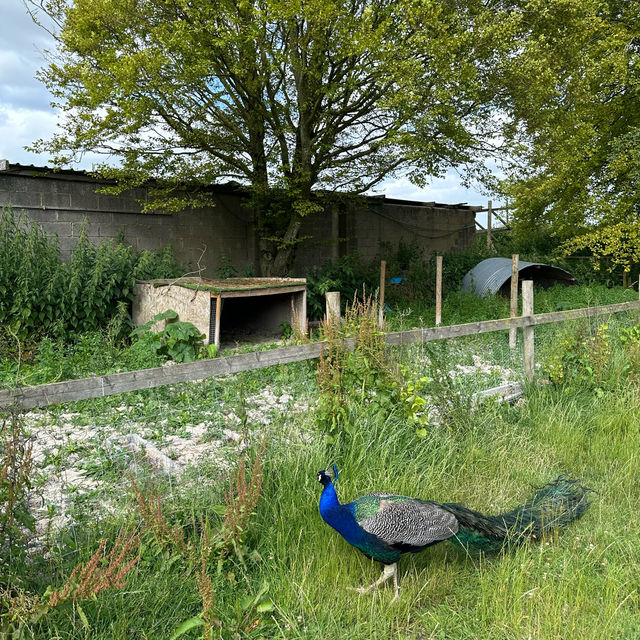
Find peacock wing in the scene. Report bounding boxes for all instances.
[353,493,459,549]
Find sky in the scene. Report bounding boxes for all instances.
[1,1,495,214]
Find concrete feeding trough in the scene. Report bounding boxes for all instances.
[133,277,307,348]
[462,257,578,296]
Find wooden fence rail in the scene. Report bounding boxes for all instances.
[1,298,639,411]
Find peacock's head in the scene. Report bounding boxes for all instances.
[317,464,338,486]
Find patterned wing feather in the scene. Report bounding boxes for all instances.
[354,493,459,548]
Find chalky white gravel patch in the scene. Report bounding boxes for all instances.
[21,385,308,544]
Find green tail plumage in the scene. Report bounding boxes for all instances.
[441,476,592,552]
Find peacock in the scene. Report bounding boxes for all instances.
[317,465,591,601]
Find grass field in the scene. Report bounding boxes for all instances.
[2,285,640,639]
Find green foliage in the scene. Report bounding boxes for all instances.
[133,245,184,281]
[499,0,640,243]
[5,288,640,638]
[315,295,397,437]
[394,365,430,436]
[559,222,640,277]
[306,253,379,320]
[30,0,516,274]
[0,209,182,351]
[543,322,612,393]
[130,310,205,363]
[0,412,35,578]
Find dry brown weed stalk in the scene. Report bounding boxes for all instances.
[130,474,191,559]
[220,436,266,558]
[197,525,220,633]
[0,412,34,541]
[48,529,141,606]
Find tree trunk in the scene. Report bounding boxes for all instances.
[271,214,303,276]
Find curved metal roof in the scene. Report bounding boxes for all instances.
[462,257,578,296]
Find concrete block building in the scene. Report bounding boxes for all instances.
[0,160,480,275]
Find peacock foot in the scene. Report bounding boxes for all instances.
[348,563,400,601]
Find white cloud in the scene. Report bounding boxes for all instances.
[375,173,496,207]
[0,104,58,164]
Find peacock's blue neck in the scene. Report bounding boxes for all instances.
[319,481,366,547]
[319,481,340,513]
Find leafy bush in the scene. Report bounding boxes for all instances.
[304,232,620,320]
[316,294,397,436]
[0,208,183,350]
[305,253,379,319]
[130,309,206,363]
[543,322,612,393]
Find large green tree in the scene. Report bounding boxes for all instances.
[27,0,506,274]
[496,0,640,242]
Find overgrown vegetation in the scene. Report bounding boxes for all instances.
[304,233,624,320]
[0,208,183,354]
[3,296,640,637]
[130,309,206,364]
[316,294,395,437]
[0,412,35,577]
[2,230,640,638]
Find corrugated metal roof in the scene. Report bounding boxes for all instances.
[462,257,578,296]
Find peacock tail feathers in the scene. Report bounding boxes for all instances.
[441,475,592,552]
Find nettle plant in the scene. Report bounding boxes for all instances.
[130,309,206,363]
[544,323,611,393]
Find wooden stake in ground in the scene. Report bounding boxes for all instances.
[325,291,341,326]
[487,200,493,250]
[509,254,519,349]
[435,255,443,326]
[378,260,386,329]
[522,280,534,382]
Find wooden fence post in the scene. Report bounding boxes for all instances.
[509,254,519,349]
[522,280,534,382]
[435,255,443,326]
[487,200,493,249]
[378,260,386,329]
[325,291,341,325]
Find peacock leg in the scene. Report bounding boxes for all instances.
[349,563,398,598]
[390,564,400,602]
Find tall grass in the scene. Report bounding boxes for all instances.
[10,381,637,639]
[3,288,640,638]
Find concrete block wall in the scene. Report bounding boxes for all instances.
[1,165,478,277]
[1,172,254,276]
[352,202,476,257]
[293,200,476,271]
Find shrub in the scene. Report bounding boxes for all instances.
[305,253,379,320]
[316,293,397,436]
[543,322,612,392]
[130,309,206,363]
[0,208,183,350]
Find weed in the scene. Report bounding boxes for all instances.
[2,530,141,637]
[0,208,183,352]
[130,309,206,363]
[543,322,612,393]
[394,364,430,436]
[0,411,35,574]
[48,530,142,606]
[316,293,397,436]
[195,526,220,634]
[220,436,266,562]
[130,474,191,559]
